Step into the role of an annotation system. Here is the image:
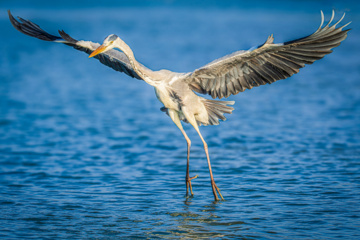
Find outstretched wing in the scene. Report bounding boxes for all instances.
[185,11,351,99]
[8,10,143,80]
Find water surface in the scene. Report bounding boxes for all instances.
[1,2,360,239]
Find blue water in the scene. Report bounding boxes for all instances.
[1,1,360,239]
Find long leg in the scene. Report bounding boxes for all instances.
[168,109,198,196]
[183,110,224,201]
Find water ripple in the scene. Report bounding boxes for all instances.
[1,5,360,240]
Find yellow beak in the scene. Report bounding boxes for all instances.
[88,44,107,58]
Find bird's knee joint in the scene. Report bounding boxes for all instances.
[203,143,208,151]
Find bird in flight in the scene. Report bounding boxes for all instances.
[8,10,350,201]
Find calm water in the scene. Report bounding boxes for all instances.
[1,2,360,239]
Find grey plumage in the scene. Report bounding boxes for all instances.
[8,10,350,201]
[186,11,350,99]
[8,10,142,79]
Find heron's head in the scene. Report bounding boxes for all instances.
[89,34,120,58]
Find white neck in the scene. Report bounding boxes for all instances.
[114,38,153,83]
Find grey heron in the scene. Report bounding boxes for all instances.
[8,10,350,201]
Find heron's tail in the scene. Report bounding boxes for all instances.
[202,99,235,125]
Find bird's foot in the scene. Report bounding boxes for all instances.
[186,175,198,197]
[211,181,225,201]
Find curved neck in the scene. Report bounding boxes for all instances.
[115,38,150,81]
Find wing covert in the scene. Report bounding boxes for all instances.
[185,11,351,99]
[8,10,143,80]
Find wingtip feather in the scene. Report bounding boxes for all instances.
[324,10,335,28]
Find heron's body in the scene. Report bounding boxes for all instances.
[8,10,350,201]
[155,75,224,126]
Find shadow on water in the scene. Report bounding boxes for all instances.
[161,199,248,239]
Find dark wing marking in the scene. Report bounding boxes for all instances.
[169,90,184,108]
[8,10,143,80]
[185,11,351,99]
